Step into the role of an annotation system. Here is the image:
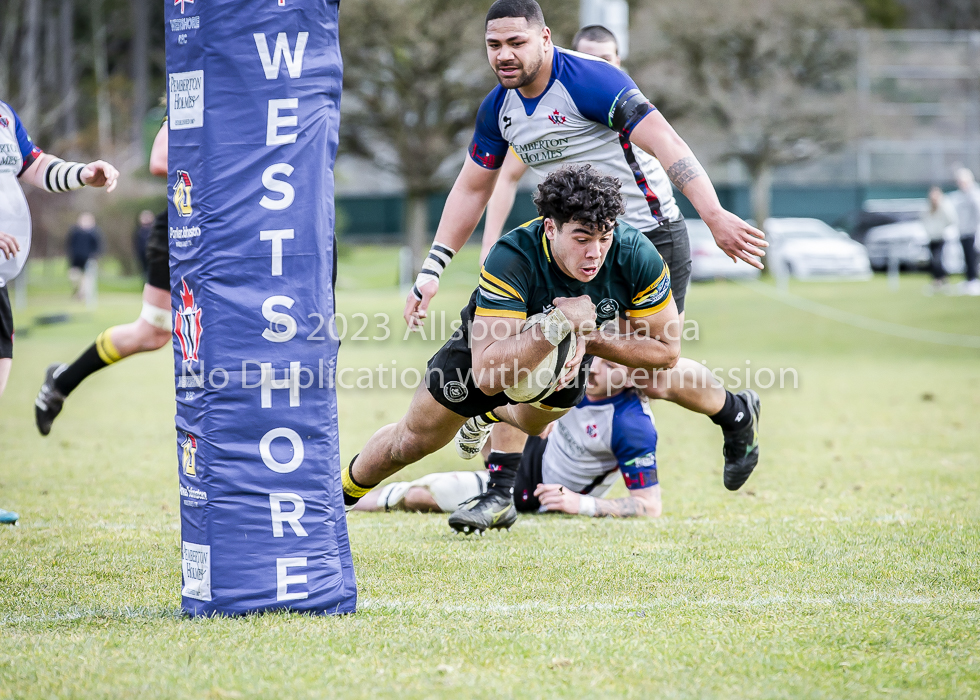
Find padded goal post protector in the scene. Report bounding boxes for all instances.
[166,0,356,616]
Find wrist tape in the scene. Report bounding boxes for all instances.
[412,243,456,300]
[43,160,86,193]
[541,307,573,347]
[578,495,597,517]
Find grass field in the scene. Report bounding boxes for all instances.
[2,250,979,699]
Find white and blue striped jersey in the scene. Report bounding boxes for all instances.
[0,100,40,285]
[542,388,659,497]
[469,47,680,232]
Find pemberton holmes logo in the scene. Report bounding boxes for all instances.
[168,70,204,130]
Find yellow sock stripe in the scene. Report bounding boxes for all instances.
[482,411,501,423]
[95,329,122,364]
[341,465,372,498]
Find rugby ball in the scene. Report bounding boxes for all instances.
[504,313,577,404]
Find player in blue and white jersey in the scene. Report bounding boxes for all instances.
[0,98,119,525]
[34,119,171,436]
[402,1,763,503]
[355,358,662,519]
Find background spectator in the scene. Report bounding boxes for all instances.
[952,168,980,296]
[921,185,957,293]
[66,212,102,301]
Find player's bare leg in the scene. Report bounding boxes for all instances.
[343,384,467,506]
[637,311,761,491]
[35,285,172,436]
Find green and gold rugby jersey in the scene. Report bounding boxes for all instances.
[471,217,672,325]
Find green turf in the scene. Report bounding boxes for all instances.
[1,251,979,699]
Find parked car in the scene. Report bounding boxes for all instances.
[765,218,872,280]
[864,220,964,273]
[688,219,762,282]
[835,199,925,244]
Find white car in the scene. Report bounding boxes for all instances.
[765,218,872,280]
[687,219,761,282]
[864,220,965,274]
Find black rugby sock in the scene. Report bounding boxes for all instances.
[710,391,751,432]
[486,451,520,492]
[54,329,122,396]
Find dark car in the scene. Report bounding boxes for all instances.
[835,199,923,244]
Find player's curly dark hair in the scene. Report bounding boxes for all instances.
[533,164,625,231]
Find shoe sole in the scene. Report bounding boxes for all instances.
[448,510,518,535]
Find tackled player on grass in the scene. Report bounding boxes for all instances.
[344,164,680,533]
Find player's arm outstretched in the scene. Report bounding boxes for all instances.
[19,153,119,193]
[403,158,500,328]
[629,113,765,268]
[479,152,528,265]
[534,482,661,518]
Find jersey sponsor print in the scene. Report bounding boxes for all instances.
[469,48,681,232]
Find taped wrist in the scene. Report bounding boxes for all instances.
[412,243,456,300]
[578,495,597,517]
[43,160,87,192]
[541,307,573,347]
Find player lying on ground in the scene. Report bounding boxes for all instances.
[354,358,662,519]
[344,164,679,532]
[0,98,119,524]
[403,0,764,494]
[34,121,170,435]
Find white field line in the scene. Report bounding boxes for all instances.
[741,280,980,349]
[359,595,980,614]
[4,595,979,625]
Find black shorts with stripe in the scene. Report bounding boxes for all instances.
[643,217,691,314]
[424,290,592,419]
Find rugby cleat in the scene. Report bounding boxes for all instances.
[448,485,517,534]
[34,363,68,437]
[0,509,18,525]
[722,389,761,491]
[454,417,492,461]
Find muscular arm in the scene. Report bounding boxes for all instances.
[480,153,528,265]
[470,315,556,395]
[584,306,680,371]
[434,158,500,253]
[629,112,767,268]
[404,159,501,327]
[20,152,119,192]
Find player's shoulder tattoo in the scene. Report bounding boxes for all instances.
[665,157,704,191]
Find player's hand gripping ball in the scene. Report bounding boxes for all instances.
[503,313,579,403]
